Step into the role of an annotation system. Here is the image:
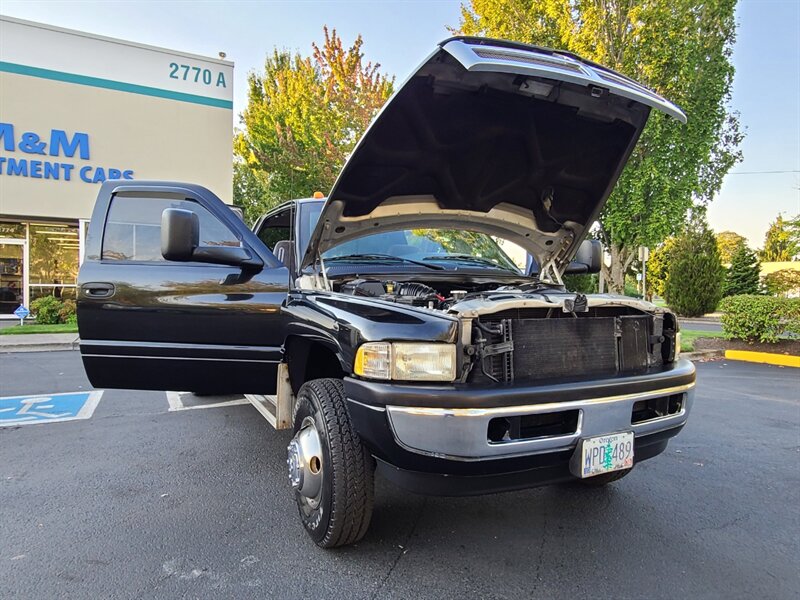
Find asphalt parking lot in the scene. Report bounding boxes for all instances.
[1,352,798,599]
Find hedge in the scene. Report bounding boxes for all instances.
[563,273,599,294]
[719,294,800,343]
[30,296,77,325]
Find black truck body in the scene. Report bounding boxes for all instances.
[77,37,695,548]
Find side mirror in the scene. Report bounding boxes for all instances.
[161,208,263,268]
[161,208,198,261]
[564,240,603,274]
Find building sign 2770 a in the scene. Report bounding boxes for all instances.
[0,122,135,184]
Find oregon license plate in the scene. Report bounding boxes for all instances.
[573,432,634,478]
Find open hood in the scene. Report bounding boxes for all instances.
[301,37,685,279]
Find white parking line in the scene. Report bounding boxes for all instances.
[166,391,184,411]
[77,391,104,419]
[166,391,251,412]
[244,394,282,427]
[175,398,251,411]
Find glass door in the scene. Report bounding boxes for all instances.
[0,239,26,316]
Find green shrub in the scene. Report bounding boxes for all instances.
[664,218,724,317]
[563,273,598,294]
[719,295,800,343]
[59,299,77,324]
[624,275,642,298]
[30,296,63,325]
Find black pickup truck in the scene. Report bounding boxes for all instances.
[77,37,695,548]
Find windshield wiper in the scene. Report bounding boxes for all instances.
[423,254,518,272]
[324,253,445,270]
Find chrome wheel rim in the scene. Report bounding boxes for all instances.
[287,416,324,509]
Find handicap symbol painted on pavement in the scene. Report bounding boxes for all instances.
[0,391,103,427]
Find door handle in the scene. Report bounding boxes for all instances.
[81,282,115,298]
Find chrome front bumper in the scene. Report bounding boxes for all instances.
[383,382,695,461]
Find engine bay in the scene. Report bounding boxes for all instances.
[333,276,678,384]
[339,278,454,309]
[335,277,563,311]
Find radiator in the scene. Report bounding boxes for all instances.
[474,315,651,383]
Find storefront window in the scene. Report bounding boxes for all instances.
[0,241,24,314]
[30,286,76,302]
[28,223,80,297]
[0,222,26,238]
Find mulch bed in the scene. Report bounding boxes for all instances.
[694,337,800,356]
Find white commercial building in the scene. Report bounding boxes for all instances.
[0,16,233,316]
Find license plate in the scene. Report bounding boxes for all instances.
[572,432,634,478]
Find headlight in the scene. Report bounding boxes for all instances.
[354,342,456,382]
[675,330,681,359]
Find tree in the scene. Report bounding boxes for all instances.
[716,231,747,264]
[786,214,800,255]
[763,268,800,297]
[453,0,743,293]
[235,28,394,209]
[722,242,760,296]
[664,215,723,317]
[646,237,676,299]
[233,160,270,225]
[760,215,798,262]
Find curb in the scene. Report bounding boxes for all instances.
[0,343,78,353]
[680,317,721,323]
[682,349,724,362]
[0,339,80,353]
[679,315,722,325]
[724,349,800,368]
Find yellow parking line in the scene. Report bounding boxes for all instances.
[724,350,800,368]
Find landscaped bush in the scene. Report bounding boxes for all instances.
[30,296,64,325]
[624,274,642,299]
[563,273,598,294]
[59,299,77,324]
[719,294,800,343]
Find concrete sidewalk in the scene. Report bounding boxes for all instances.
[0,333,80,353]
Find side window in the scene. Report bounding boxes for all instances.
[102,196,240,262]
[256,209,291,251]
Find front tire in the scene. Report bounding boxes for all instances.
[288,378,375,548]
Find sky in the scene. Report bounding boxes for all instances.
[2,0,798,248]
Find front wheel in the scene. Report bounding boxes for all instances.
[287,378,375,548]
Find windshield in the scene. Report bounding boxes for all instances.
[299,200,521,273]
[327,229,520,272]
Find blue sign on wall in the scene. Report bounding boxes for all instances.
[0,122,135,184]
[0,391,103,426]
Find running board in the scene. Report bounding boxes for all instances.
[245,363,294,430]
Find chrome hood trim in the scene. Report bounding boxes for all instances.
[448,293,661,318]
